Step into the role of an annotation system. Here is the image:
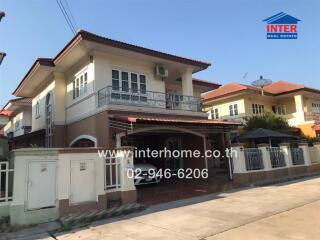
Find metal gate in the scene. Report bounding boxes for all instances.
[0,162,13,202]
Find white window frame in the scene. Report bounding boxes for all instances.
[111,69,147,101]
[274,105,286,115]
[105,157,121,191]
[14,120,21,132]
[312,102,320,113]
[211,107,219,119]
[229,104,239,116]
[252,103,265,115]
[35,101,40,119]
[73,71,88,100]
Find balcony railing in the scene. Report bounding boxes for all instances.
[305,112,320,121]
[97,86,202,112]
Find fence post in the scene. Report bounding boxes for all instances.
[299,142,311,166]
[258,144,272,171]
[115,146,137,204]
[115,147,136,192]
[230,144,247,173]
[279,143,292,168]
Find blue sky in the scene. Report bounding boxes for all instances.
[0,0,319,106]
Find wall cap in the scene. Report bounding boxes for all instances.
[257,143,270,147]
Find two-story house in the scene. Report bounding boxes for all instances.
[202,81,320,138]
[12,30,237,183]
[1,98,35,149]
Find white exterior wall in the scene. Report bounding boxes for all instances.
[65,60,95,124]
[32,81,55,132]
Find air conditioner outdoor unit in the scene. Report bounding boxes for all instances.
[155,65,168,78]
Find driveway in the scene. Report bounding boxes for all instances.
[13,176,320,239]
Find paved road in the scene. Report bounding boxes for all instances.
[12,177,320,239]
[55,177,320,240]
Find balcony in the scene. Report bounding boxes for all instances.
[305,112,320,122]
[97,86,202,112]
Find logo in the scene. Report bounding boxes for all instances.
[263,12,301,39]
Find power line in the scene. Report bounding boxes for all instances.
[55,0,77,35]
[63,0,78,30]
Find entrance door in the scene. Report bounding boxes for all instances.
[70,160,96,204]
[27,161,56,210]
[165,137,183,171]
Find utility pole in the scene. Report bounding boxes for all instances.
[0,11,6,65]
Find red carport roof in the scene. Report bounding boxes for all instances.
[109,115,238,126]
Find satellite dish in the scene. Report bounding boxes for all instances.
[251,75,272,95]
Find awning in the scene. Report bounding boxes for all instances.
[109,114,239,132]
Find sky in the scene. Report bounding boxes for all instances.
[0,0,319,107]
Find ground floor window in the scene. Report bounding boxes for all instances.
[105,157,121,190]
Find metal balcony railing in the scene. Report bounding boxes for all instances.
[305,112,320,121]
[97,86,202,112]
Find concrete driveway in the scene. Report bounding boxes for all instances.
[28,177,320,239]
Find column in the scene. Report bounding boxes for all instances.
[230,144,247,174]
[279,143,292,168]
[258,144,272,171]
[115,147,137,204]
[294,94,305,123]
[181,69,193,97]
[299,142,311,166]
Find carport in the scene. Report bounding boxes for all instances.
[109,114,238,205]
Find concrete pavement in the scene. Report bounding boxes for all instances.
[53,176,320,240]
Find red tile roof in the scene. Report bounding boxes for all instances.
[202,82,263,101]
[263,81,304,94]
[202,81,320,102]
[0,110,15,117]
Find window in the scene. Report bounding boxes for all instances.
[111,69,147,101]
[273,105,286,115]
[105,157,121,190]
[312,103,320,113]
[229,104,238,116]
[14,120,20,132]
[211,107,219,119]
[73,72,88,99]
[252,104,265,115]
[35,101,40,118]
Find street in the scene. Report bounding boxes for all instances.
[50,176,320,240]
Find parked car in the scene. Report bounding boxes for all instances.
[133,163,160,185]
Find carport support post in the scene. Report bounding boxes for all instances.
[279,143,293,168]
[258,144,272,171]
[299,142,311,166]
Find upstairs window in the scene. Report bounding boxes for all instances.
[312,103,320,113]
[35,101,40,118]
[73,72,88,99]
[211,107,219,119]
[14,120,20,132]
[111,69,147,101]
[273,105,286,115]
[252,104,265,115]
[229,104,238,116]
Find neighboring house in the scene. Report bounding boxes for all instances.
[12,30,235,177]
[202,81,320,138]
[0,110,13,135]
[1,98,38,149]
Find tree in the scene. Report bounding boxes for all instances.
[244,112,293,133]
